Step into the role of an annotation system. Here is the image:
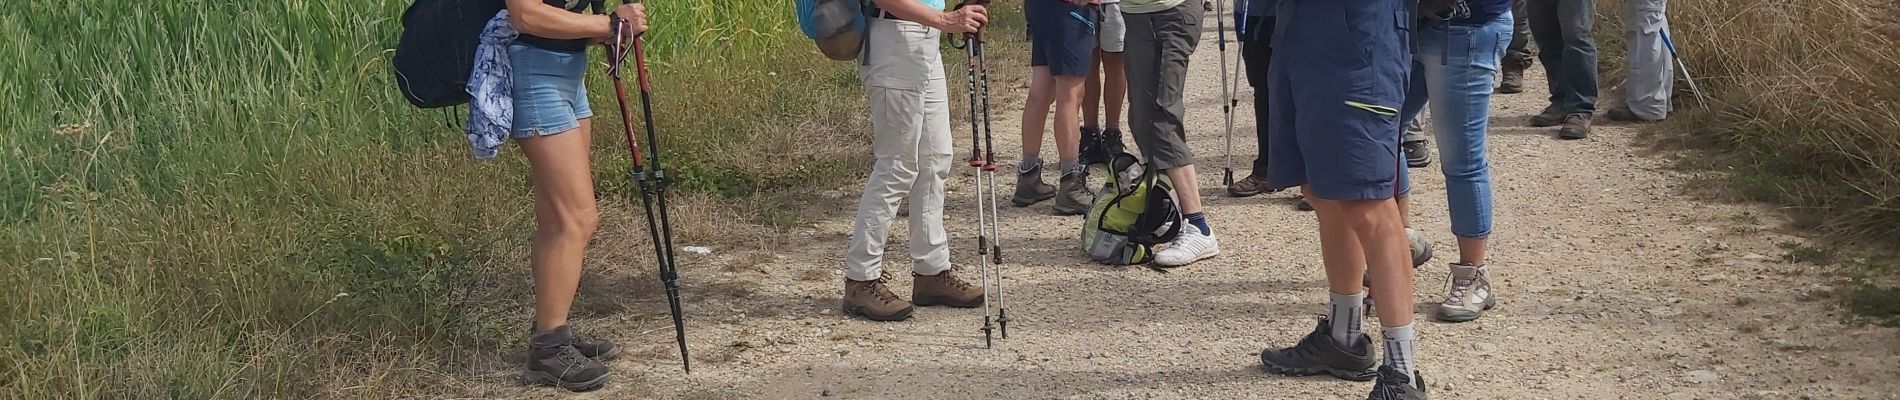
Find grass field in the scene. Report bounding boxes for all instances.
[1603,0,1900,322]
[0,0,883,397]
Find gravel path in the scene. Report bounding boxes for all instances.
[454,10,1900,400]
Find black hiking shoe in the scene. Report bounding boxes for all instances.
[1558,114,1592,140]
[568,331,620,361]
[1402,139,1431,168]
[1260,316,1377,381]
[1366,364,1428,400]
[1102,128,1127,157]
[1297,199,1314,212]
[524,327,610,392]
[1080,126,1107,166]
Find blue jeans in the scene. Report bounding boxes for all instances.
[1398,12,1511,239]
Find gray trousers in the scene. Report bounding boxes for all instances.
[1623,0,1672,120]
[1527,0,1599,115]
[1503,0,1534,71]
[844,18,953,281]
[1122,1,1202,171]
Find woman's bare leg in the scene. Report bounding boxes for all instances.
[518,120,600,332]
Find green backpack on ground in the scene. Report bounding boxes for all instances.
[1081,153,1184,265]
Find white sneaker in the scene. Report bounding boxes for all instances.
[1155,228,1219,267]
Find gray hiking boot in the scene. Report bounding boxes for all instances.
[1366,364,1428,400]
[1052,172,1093,216]
[1496,68,1524,94]
[1558,113,1592,140]
[1260,316,1378,381]
[523,326,610,392]
[1529,106,1566,127]
[1435,263,1495,322]
[1402,139,1431,168]
[1011,164,1057,207]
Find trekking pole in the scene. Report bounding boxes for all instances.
[1659,28,1708,109]
[1216,0,1235,187]
[603,1,690,372]
[976,35,1008,342]
[949,30,994,349]
[950,5,1005,346]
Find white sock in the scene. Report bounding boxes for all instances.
[1382,323,1419,388]
[1328,291,1366,347]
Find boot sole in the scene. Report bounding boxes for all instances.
[1435,296,1497,323]
[843,304,913,321]
[522,370,609,392]
[1154,249,1218,268]
[590,346,622,361]
[1012,193,1057,207]
[1051,204,1091,216]
[1528,117,1563,127]
[914,297,983,308]
[1260,359,1377,382]
[1496,87,1523,94]
[1558,130,1589,140]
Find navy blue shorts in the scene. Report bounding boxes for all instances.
[1264,0,1415,201]
[1026,0,1097,77]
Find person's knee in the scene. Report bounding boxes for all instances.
[548,204,601,240]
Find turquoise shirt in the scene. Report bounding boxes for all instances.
[923,0,946,11]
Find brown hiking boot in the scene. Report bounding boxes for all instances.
[1528,106,1566,127]
[1496,68,1524,94]
[1558,114,1592,140]
[523,326,610,392]
[913,268,985,308]
[1227,173,1278,197]
[843,278,913,321]
[1011,164,1057,207]
[1052,172,1094,216]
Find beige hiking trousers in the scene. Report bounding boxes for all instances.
[843,18,954,281]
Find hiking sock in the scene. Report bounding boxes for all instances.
[1059,160,1085,176]
[1328,291,1367,347]
[530,324,573,348]
[1184,212,1210,236]
[1020,154,1042,175]
[1381,323,1419,388]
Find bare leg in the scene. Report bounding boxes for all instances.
[1084,51,1103,128]
[1101,51,1127,130]
[1166,165,1204,214]
[1053,75,1087,164]
[1022,66,1057,161]
[519,120,601,332]
[1459,237,1487,265]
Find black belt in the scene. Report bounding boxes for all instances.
[869,9,904,20]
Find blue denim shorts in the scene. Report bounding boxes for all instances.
[508,43,592,139]
[1026,0,1096,76]
[1264,0,1415,201]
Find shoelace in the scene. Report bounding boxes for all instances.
[862,278,901,303]
[1445,279,1474,305]
[933,269,975,292]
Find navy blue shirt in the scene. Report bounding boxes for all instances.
[1445,0,1510,26]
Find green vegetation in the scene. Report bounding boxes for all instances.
[0,0,876,397]
[1613,0,1900,324]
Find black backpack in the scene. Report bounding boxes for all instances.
[392,0,507,108]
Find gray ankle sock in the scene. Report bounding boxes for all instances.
[1328,291,1366,347]
[1020,154,1042,175]
[1382,323,1419,387]
[1059,160,1084,176]
[530,325,572,349]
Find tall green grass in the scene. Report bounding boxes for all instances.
[1617,0,1900,243]
[0,0,869,397]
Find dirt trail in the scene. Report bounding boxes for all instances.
[454,11,1900,400]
